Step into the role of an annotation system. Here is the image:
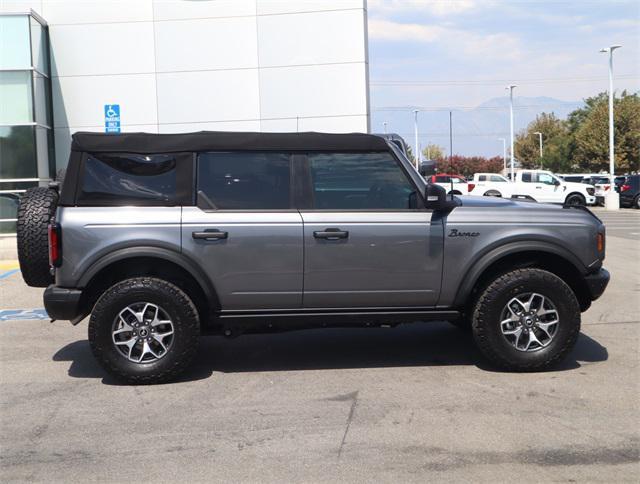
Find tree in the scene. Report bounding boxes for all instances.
[435,155,503,178]
[570,91,640,173]
[514,112,572,172]
[422,144,445,160]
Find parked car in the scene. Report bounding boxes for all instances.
[582,176,613,206]
[617,175,640,209]
[470,170,595,205]
[468,173,512,197]
[16,131,609,383]
[429,173,470,195]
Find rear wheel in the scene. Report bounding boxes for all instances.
[634,194,640,209]
[471,268,580,371]
[565,193,586,206]
[16,187,58,287]
[88,277,200,384]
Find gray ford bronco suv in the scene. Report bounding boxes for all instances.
[16,131,610,384]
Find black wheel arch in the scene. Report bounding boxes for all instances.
[453,242,593,312]
[77,247,220,328]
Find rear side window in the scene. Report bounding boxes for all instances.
[490,175,506,182]
[308,152,418,210]
[522,172,532,182]
[197,152,290,210]
[478,175,487,181]
[78,153,179,205]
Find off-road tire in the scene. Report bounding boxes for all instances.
[472,268,580,371]
[88,277,200,384]
[565,193,586,206]
[16,187,58,287]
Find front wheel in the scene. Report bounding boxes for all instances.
[471,268,580,371]
[565,193,586,206]
[88,277,200,384]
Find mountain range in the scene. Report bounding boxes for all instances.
[370,96,584,158]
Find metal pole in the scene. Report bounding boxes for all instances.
[498,138,506,172]
[449,111,453,161]
[600,45,621,210]
[506,85,516,180]
[608,51,615,180]
[383,121,388,134]
[413,110,419,167]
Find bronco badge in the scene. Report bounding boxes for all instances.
[448,229,480,238]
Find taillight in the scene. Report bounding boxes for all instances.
[597,232,605,253]
[620,184,631,192]
[48,223,62,267]
[468,183,475,192]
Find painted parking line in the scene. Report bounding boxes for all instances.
[0,309,49,321]
[0,269,20,280]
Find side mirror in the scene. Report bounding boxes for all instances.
[553,179,561,186]
[419,160,436,177]
[424,183,447,210]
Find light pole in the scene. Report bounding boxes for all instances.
[383,121,388,134]
[498,138,506,172]
[533,131,543,167]
[413,110,419,167]
[506,85,517,180]
[600,44,622,211]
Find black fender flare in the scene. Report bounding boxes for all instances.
[77,246,219,306]
[452,240,587,307]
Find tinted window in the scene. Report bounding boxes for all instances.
[79,153,177,204]
[197,152,290,210]
[308,152,418,210]
[521,172,532,182]
[478,175,487,181]
[435,175,451,183]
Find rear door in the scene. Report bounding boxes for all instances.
[181,152,303,310]
[300,152,443,308]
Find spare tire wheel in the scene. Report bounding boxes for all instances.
[17,187,59,287]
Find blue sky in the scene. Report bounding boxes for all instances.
[367,0,640,153]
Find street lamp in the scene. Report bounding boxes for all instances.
[498,138,506,172]
[600,44,622,211]
[383,121,388,134]
[506,85,517,180]
[533,131,543,167]
[413,109,419,167]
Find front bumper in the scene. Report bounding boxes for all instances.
[584,268,610,301]
[43,285,86,324]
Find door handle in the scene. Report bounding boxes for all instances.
[192,230,228,240]
[313,228,349,240]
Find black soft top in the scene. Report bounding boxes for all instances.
[71,131,389,154]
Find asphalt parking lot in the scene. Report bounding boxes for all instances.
[1,208,639,482]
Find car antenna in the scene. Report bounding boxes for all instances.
[449,110,454,200]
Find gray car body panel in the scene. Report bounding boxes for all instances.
[438,196,603,307]
[55,207,182,288]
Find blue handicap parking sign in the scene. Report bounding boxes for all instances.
[104,104,121,133]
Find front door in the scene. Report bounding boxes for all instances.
[300,152,443,308]
[181,152,303,310]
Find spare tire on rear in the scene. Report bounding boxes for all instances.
[17,187,59,287]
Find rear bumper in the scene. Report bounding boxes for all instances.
[43,285,86,324]
[584,268,610,301]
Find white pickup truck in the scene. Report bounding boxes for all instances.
[469,170,596,205]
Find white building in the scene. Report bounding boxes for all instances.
[0,0,370,238]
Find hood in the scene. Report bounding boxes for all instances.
[564,181,593,190]
[458,195,562,210]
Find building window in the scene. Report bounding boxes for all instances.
[0,12,54,235]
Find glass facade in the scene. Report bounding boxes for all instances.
[0,12,54,235]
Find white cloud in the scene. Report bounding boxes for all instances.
[368,0,479,17]
[368,18,523,60]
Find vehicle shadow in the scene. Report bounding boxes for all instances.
[52,321,608,384]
